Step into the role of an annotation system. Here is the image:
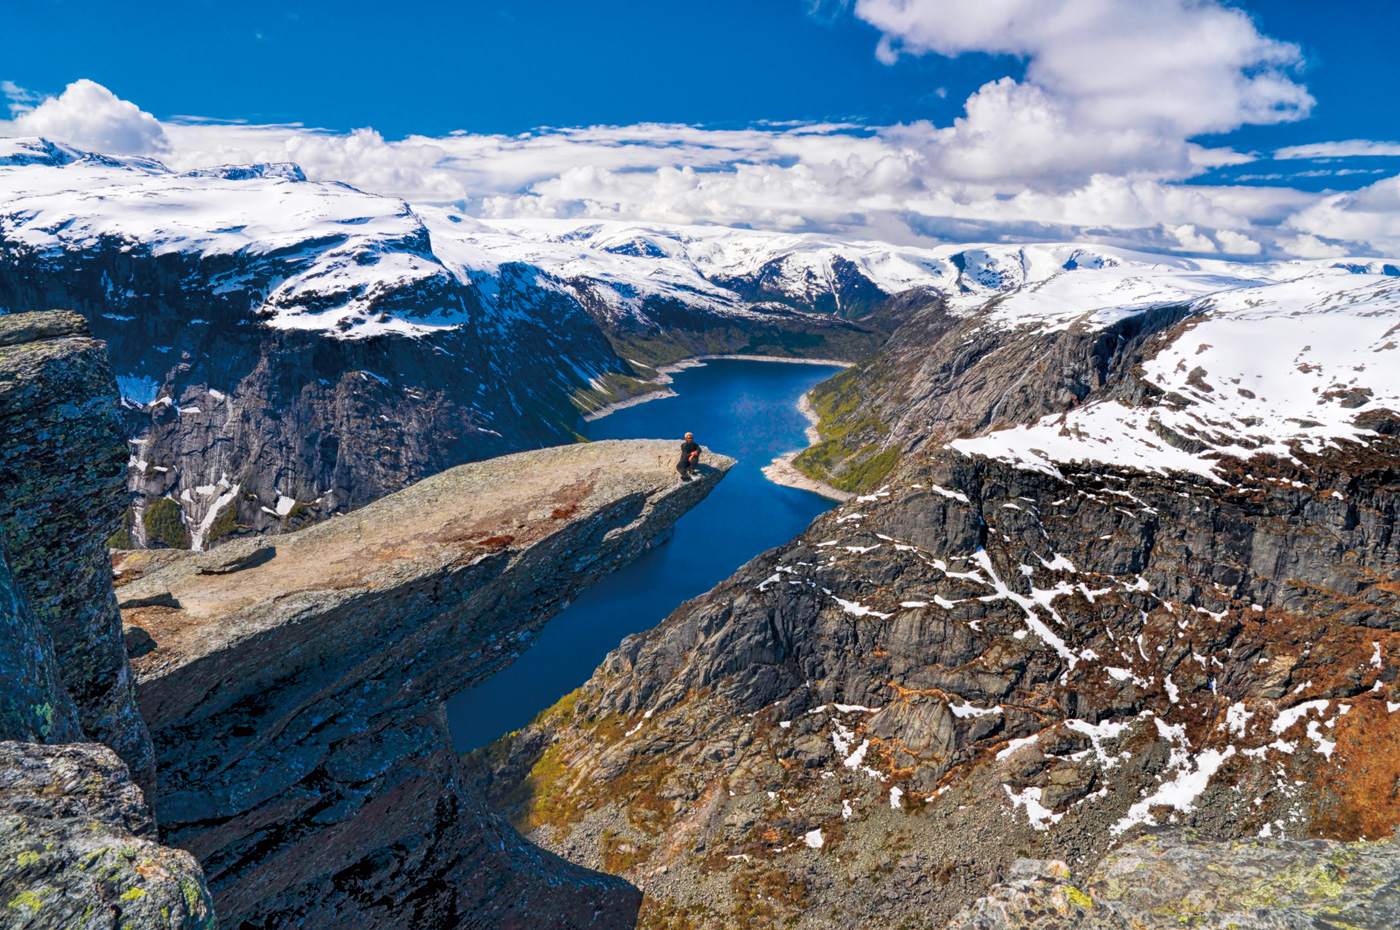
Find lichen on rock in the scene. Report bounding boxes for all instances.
[0,741,215,930]
[945,832,1400,929]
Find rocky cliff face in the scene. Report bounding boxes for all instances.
[0,532,81,749]
[476,263,1400,928]
[115,440,733,928]
[0,310,215,930]
[0,229,635,552]
[0,139,875,552]
[0,309,153,789]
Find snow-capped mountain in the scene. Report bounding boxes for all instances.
[2,135,1397,550]
[0,138,639,546]
[0,138,895,341]
[953,259,1400,480]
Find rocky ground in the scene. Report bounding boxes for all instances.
[0,741,214,930]
[947,832,1400,929]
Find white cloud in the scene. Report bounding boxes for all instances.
[7,79,168,155]
[1214,228,1262,255]
[850,0,1309,185]
[1,80,1394,261]
[162,123,467,202]
[1286,175,1400,254]
[1276,233,1348,259]
[853,0,1311,135]
[1,81,39,114]
[1170,224,1217,253]
[1274,140,1400,160]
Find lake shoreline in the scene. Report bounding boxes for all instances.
[452,357,845,751]
[587,353,854,501]
[582,353,853,423]
[761,392,853,502]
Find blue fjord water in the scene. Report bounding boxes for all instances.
[447,357,844,751]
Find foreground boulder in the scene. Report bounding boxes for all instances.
[116,439,733,929]
[0,741,215,930]
[946,831,1400,929]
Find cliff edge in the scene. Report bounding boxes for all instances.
[116,439,733,929]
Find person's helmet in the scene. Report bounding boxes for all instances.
[685,432,694,439]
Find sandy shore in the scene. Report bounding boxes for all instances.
[581,387,677,422]
[582,353,852,423]
[762,451,852,502]
[761,389,853,502]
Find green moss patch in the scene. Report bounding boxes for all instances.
[143,497,190,550]
[107,510,133,550]
[207,501,239,544]
[790,363,904,493]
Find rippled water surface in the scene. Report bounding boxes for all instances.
[447,358,843,751]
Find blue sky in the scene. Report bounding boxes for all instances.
[4,0,1396,156]
[2,0,1398,257]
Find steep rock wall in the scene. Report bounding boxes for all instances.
[0,309,153,789]
[0,310,215,929]
[0,540,82,747]
[794,296,1192,493]
[477,297,1400,929]
[0,241,643,549]
[117,440,734,928]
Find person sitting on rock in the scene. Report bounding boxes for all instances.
[678,432,700,481]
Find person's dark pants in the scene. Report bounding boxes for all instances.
[678,455,698,478]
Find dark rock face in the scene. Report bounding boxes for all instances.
[710,253,889,319]
[0,142,895,551]
[0,239,642,548]
[0,740,216,930]
[0,542,82,746]
[0,310,214,929]
[795,296,1194,492]
[478,300,1400,928]
[0,310,154,790]
[117,441,733,929]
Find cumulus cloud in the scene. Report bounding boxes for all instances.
[1169,224,1217,253]
[6,79,168,154]
[1,80,1393,260]
[1286,175,1400,254]
[1214,228,1262,255]
[161,123,468,202]
[1274,139,1400,160]
[1276,233,1348,259]
[854,0,1311,133]
[849,0,1309,184]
